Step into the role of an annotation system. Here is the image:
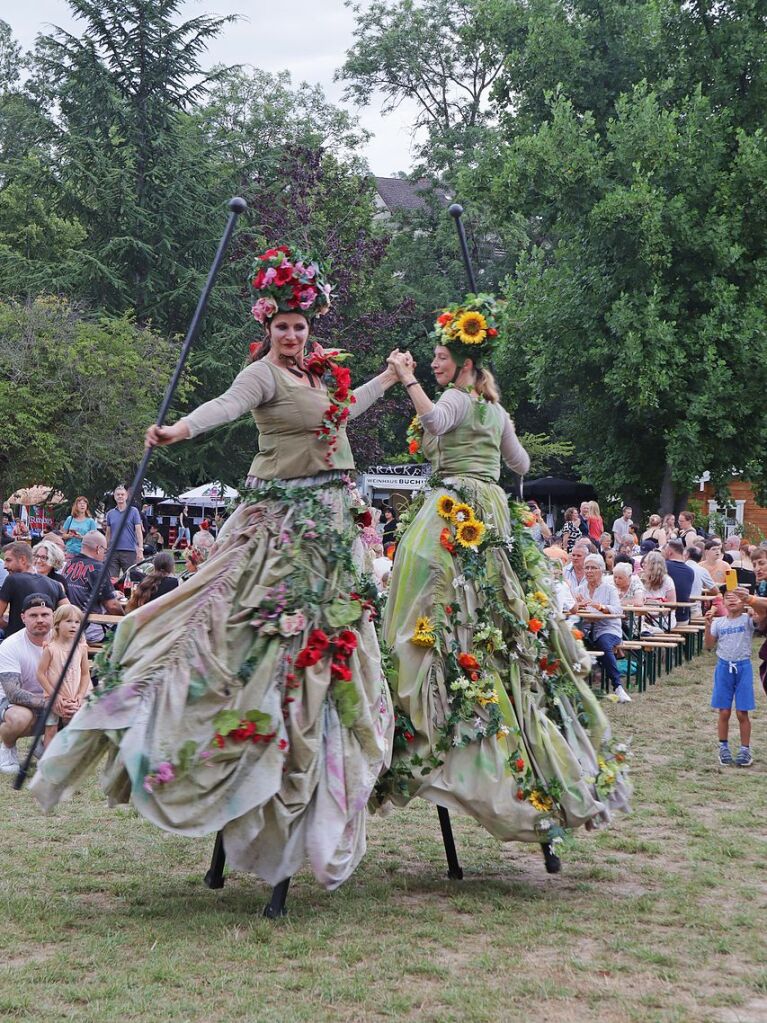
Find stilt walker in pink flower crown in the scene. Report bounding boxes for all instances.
[32,245,408,909]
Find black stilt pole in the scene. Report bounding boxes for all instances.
[541,841,561,874]
[204,831,227,889]
[437,806,464,880]
[263,877,291,918]
[448,204,478,292]
[14,196,247,792]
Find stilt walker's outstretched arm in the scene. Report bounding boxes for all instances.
[14,197,248,791]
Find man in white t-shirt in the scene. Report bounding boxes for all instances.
[371,543,393,593]
[0,593,53,774]
[611,506,633,547]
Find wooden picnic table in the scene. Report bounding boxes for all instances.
[87,613,124,625]
[576,611,623,621]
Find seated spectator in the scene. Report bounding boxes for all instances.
[613,562,645,606]
[598,533,613,557]
[41,531,66,553]
[751,547,767,597]
[575,554,630,703]
[370,543,393,593]
[561,507,582,554]
[740,542,755,572]
[703,539,730,587]
[11,519,31,543]
[37,605,91,748]
[664,539,695,623]
[617,538,638,560]
[564,543,589,595]
[193,519,215,554]
[677,510,699,549]
[603,548,616,574]
[722,536,743,566]
[642,515,667,548]
[144,524,165,554]
[32,540,69,595]
[125,552,179,611]
[183,546,205,575]
[1,514,13,545]
[525,500,552,550]
[0,593,55,773]
[684,545,719,617]
[641,549,677,630]
[62,530,124,643]
[662,513,678,540]
[548,560,576,615]
[0,542,68,637]
[542,540,569,563]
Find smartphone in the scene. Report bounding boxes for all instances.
[725,568,738,592]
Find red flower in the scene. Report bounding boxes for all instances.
[445,605,453,615]
[333,630,358,657]
[457,652,480,670]
[528,618,543,633]
[515,757,525,772]
[252,269,266,289]
[213,733,225,749]
[403,730,414,742]
[356,510,372,528]
[440,528,455,553]
[516,788,525,801]
[249,341,263,359]
[274,263,295,286]
[278,738,288,751]
[487,328,498,337]
[307,629,330,652]
[571,628,584,641]
[331,661,353,682]
[437,312,453,326]
[295,646,322,668]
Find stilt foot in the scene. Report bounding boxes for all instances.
[541,842,561,874]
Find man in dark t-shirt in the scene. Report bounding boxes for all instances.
[62,530,124,642]
[665,538,695,623]
[0,542,67,636]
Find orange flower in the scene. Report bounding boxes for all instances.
[408,439,420,455]
[528,618,543,633]
[439,528,455,553]
[457,652,480,670]
[437,312,453,326]
[571,628,584,640]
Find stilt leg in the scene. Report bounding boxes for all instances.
[437,805,464,880]
[204,831,226,889]
[541,841,561,874]
[263,877,291,918]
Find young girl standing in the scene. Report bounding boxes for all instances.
[37,605,91,748]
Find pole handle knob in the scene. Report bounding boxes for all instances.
[228,197,248,214]
[448,203,464,219]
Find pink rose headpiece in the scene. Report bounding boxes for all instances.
[249,244,333,324]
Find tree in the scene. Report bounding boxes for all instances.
[29,0,236,326]
[0,297,190,513]
[338,0,507,172]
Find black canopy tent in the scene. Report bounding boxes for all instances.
[521,477,596,521]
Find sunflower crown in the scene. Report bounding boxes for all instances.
[431,293,499,361]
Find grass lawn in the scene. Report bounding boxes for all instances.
[2,648,767,1023]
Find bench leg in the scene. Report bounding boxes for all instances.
[437,805,464,880]
[204,831,226,889]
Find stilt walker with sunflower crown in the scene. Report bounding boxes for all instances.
[374,295,631,861]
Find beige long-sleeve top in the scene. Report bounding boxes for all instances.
[179,360,386,439]
[419,389,530,474]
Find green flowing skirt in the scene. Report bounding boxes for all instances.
[376,476,630,844]
[31,478,393,890]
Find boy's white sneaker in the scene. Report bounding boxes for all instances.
[0,744,19,774]
[614,685,632,703]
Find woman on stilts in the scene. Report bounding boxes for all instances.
[32,246,400,891]
[374,295,631,857]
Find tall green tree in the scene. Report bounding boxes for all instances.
[30,0,236,327]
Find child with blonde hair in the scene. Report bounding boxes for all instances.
[37,605,91,748]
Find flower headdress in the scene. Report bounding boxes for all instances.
[249,244,333,324]
[430,293,499,365]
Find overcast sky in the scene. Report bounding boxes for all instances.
[8,0,419,176]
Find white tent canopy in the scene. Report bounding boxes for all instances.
[176,483,238,506]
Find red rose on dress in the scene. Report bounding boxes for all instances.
[333,630,358,657]
[295,646,322,668]
[457,652,480,671]
[307,629,329,651]
[515,757,525,772]
[331,661,353,682]
[528,618,543,633]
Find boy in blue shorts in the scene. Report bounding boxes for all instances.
[704,592,755,767]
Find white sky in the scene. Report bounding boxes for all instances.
[8,0,419,176]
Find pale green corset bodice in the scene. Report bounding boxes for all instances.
[422,398,504,483]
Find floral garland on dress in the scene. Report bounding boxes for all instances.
[304,345,356,467]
